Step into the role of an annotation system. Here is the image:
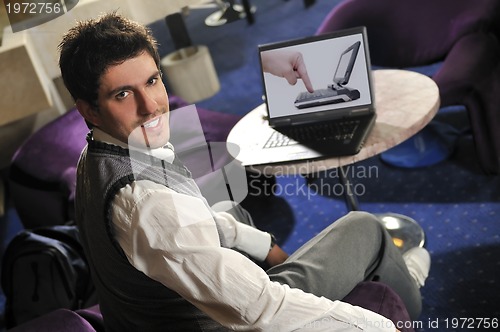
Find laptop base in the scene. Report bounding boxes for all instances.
[274,112,375,157]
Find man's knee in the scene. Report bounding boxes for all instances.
[335,211,386,248]
[341,211,384,234]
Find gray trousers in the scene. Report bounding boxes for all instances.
[213,201,422,320]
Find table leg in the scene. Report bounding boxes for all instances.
[283,0,316,8]
[377,212,426,252]
[338,167,425,253]
[241,0,254,24]
[303,0,316,8]
[339,166,360,211]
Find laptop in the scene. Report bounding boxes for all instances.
[236,26,376,166]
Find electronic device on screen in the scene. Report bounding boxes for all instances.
[294,40,361,109]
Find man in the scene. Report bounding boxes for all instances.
[59,13,429,331]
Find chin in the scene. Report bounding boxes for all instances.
[128,132,169,150]
[129,115,170,149]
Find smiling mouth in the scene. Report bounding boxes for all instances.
[142,117,160,129]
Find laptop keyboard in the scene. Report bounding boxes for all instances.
[264,131,299,148]
[264,120,360,149]
[296,88,348,103]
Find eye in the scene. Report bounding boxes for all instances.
[147,76,159,86]
[115,91,129,100]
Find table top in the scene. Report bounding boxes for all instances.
[227,69,440,175]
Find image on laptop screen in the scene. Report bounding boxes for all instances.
[333,41,360,86]
[259,27,373,125]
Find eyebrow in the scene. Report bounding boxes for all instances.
[105,70,161,99]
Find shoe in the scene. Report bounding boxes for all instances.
[402,247,431,288]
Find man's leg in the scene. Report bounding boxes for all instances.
[212,202,422,319]
[266,211,422,320]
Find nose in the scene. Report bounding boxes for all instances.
[137,89,159,115]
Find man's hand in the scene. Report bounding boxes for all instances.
[265,244,289,267]
[261,50,314,93]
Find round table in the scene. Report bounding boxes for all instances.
[228,69,441,252]
[228,69,440,174]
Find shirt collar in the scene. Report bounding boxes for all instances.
[92,128,175,163]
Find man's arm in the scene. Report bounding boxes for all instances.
[211,209,289,266]
[266,243,289,267]
[112,180,397,331]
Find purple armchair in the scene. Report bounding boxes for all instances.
[8,97,241,229]
[8,305,104,332]
[317,0,500,174]
[9,282,415,332]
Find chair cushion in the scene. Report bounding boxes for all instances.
[8,308,97,332]
[343,281,414,332]
[11,108,88,185]
[76,305,104,332]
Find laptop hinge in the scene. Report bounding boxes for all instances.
[271,119,292,127]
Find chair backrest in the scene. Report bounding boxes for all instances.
[9,108,88,227]
[316,0,500,67]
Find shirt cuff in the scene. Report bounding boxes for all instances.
[234,223,271,262]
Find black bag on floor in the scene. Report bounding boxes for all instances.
[1,225,97,328]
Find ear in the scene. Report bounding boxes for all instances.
[76,99,100,127]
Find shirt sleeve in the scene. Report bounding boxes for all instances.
[213,210,272,261]
[112,180,396,332]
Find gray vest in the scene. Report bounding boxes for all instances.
[75,136,229,331]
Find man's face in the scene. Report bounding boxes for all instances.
[90,52,170,149]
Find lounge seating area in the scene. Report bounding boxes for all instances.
[8,282,414,331]
[1,0,499,331]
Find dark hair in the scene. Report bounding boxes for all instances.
[58,12,160,107]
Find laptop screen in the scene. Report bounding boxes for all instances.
[258,27,373,126]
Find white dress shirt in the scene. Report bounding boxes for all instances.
[93,128,395,331]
